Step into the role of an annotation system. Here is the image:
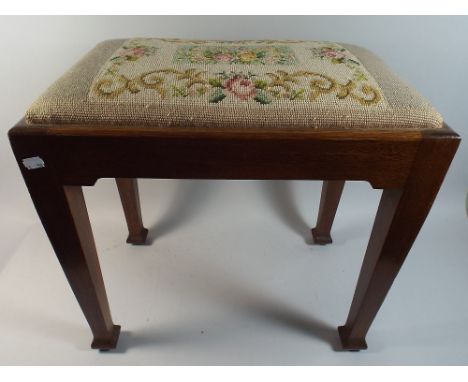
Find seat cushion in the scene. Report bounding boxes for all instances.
[26,38,443,129]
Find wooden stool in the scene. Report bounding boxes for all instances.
[9,38,460,351]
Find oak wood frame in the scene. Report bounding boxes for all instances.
[8,120,460,351]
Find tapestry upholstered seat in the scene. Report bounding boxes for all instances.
[10,38,459,353]
[26,38,442,130]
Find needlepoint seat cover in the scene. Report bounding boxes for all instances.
[26,38,443,129]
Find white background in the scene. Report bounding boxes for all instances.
[0,16,467,365]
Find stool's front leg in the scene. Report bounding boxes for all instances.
[116,178,148,245]
[312,180,345,244]
[339,136,459,350]
[20,173,120,349]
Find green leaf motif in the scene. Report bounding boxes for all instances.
[353,69,367,82]
[254,80,268,89]
[209,88,226,103]
[172,85,188,97]
[254,89,272,105]
[290,88,305,100]
[331,57,344,64]
[204,49,214,58]
[209,78,224,88]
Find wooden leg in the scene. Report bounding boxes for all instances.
[22,179,119,349]
[312,180,345,244]
[116,178,148,245]
[338,136,459,350]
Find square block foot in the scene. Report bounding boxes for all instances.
[311,228,333,245]
[126,228,149,245]
[91,325,121,350]
[338,326,368,351]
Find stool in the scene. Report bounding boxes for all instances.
[9,38,460,351]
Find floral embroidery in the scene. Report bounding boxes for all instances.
[224,75,256,100]
[104,40,158,76]
[311,44,369,82]
[93,68,381,106]
[111,41,157,60]
[91,39,385,107]
[312,45,360,66]
[174,45,296,65]
[207,72,271,104]
[160,38,305,45]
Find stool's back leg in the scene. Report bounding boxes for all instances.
[116,178,148,245]
[312,180,345,244]
[338,135,459,350]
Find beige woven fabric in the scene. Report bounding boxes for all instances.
[26,38,443,129]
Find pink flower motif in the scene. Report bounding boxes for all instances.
[224,76,256,100]
[323,48,345,59]
[213,52,234,62]
[121,47,147,57]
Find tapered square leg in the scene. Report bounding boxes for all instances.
[338,136,459,350]
[24,184,120,349]
[338,326,367,351]
[10,134,121,350]
[312,180,345,245]
[91,324,121,350]
[116,178,148,245]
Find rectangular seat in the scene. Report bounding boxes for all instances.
[27,38,442,130]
